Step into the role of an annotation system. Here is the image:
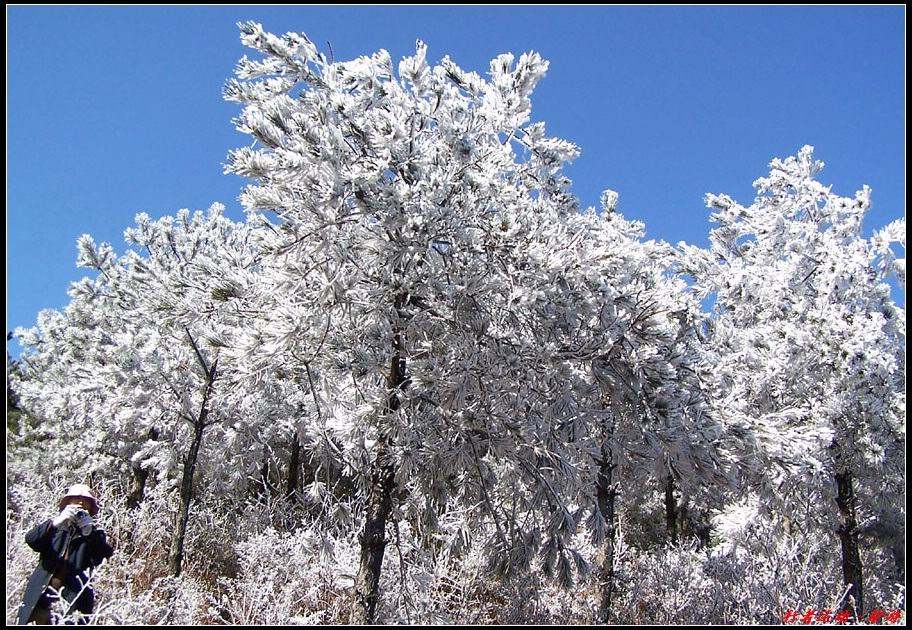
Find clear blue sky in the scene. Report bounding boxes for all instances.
[7,6,905,356]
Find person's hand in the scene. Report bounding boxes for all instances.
[75,510,94,536]
[52,504,81,528]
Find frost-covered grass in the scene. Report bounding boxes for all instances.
[6,474,904,625]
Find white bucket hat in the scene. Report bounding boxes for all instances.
[58,484,99,516]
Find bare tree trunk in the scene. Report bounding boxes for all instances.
[835,470,864,620]
[286,434,301,501]
[595,455,617,624]
[351,444,396,623]
[169,421,205,577]
[168,330,217,578]
[352,295,406,624]
[127,428,159,510]
[665,472,678,545]
[127,463,150,510]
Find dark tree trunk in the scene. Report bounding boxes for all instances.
[352,296,406,624]
[168,332,217,578]
[286,435,301,501]
[127,463,149,510]
[127,428,159,510]
[595,455,617,624]
[351,444,396,624]
[664,472,678,545]
[835,470,864,620]
[169,421,205,577]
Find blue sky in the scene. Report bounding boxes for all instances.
[7,6,905,355]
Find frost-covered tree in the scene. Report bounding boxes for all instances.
[100,205,274,576]
[221,22,605,622]
[12,260,127,486]
[16,205,269,577]
[680,146,906,620]
[502,201,732,621]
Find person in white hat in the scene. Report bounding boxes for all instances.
[17,484,114,625]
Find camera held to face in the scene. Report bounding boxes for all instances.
[72,508,93,535]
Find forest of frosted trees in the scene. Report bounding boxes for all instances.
[7,22,906,625]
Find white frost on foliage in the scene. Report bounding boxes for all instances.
[7,26,906,626]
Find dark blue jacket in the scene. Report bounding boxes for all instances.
[17,519,114,625]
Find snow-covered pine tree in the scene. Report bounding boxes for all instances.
[680,146,906,620]
[222,22,594,622]
[17,206,269,577]
[512,199,731,621]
